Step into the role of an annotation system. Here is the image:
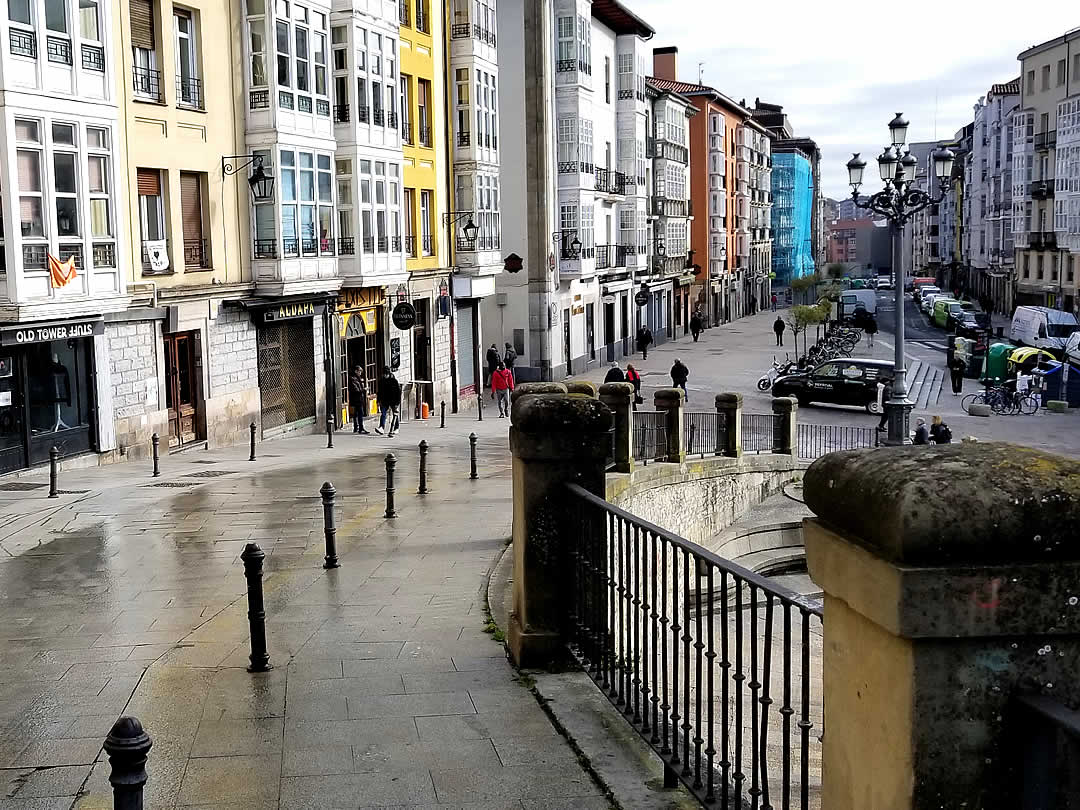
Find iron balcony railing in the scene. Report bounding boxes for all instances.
[377,237,388,252]
[458,131,470,146]
[373,109,385,126]
[176,76,203,110]
[387,111,398,128]
[398,1,409,25]
[282,237,300,257]
[563,481,823,808]
[133,65,163,102]
[1031,232,1058,250]
[741,412,774,454]
[632,411,668,463]
[392,236,402,252]
[249,89,269,109]
[46,34,71,64]
[1034,130,1057,150]
[338,236,355,255]
[401,121,413,143]
[362,237,374,253]
[684,411,727,458]
[451,22,470,38]
[595,244,613,270]
[419,124,432,147]
[795,423,878,459]
[253,239,278,259]
[1030,180,1055,199]
[334,104,350,122]
[81,44,104,71]
[92,242,116,268]
[403,235,417,256]
[595,167,627,195]
[9,28,35,58]
[357,105,370,123]
[421,234,434,255]
[183,238,209,269]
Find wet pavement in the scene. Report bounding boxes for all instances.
[0,414,605,809]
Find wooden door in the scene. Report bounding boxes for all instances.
[164,332,201,447]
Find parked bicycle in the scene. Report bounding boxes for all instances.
[961,379,1040,415]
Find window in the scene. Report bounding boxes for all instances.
[617,53,632,98]
[16,120,43,239]
[1041,65,1050,91]
[9,0,30,25]
[180,172,208,268]
[295,24,309,92]
[175,9,200,108]
[314,30,327,96]
[298,152,315,254]
[131,0,159,98]
[456,68,469,142]
[80,0,101,41]
[420,190,432,254]
[318,153,332,250]
[247,7,266,89]
[403,188,415,254]
[138,168,167,271]
[45,0,65,32]
[1027,70,1035,95]
[53,129,79,239]
[418,79,431,145]
[87,127,111,241]
[275,20,290,86]
[1075,55,1080,87]
[556,16,573,64]
[1058,59,1067,86]
[604,56,610,103]
[580,204,593,251]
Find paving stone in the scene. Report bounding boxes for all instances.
[190,717,284,757]
[175,754,280,805]
[0,765,91,799]
[279,770,437,809]
[431,764,601,804]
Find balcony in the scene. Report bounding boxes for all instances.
[1030,232,1058,250]
[338,237,355,255]
[1034,130,1057,150]
[421,235,434,255]
[652,197,689,218]
[399,1,409,25]
[334,104,349,123]
[133,65,163,102]
[419,124,432,147]
[176,76,203,110]
[1030,180,1055,199]
[81,44,104,71]
[301,238,318,256]
[415,4,429,33]
[373,109,384,126]
[594,168,627,196]
[46,35,71,65]
[401,121,412,143]
[253,239,278,259]
[362,237,374,253]
[9,28,35,58]
[183,239,209,269]
[249,89,269,109]
[451,22,470,38]
[457,131,470,146]
[387,111,398,129]
[357,105,369,123]
[404,235,417,256]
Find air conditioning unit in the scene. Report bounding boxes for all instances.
[496,292,508,307]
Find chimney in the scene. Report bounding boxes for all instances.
[652,46,677,82]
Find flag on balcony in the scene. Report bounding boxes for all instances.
[48,253,77,288]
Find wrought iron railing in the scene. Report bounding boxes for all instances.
[249,89,269,109]
[684,411,727,458]
[451,22,470,38]
[176,76,204,110]
[404,235,416,256]
[133,66,163,102]
[458,131,470,146]
[9,28,35,58]
[358,105,370,123]
[595,167,627,195]
[92,242,116,268]
[632,411,668,463]
[334,104,350,122]
[338,237,355,255]
[563,481,823,808]
[421,234,434,255]
[183,238,209,268]
[46,35,71,64]
[741,413,774,454]
[387,111,398,128]
[282,237,299,257]
[419,124,432,147]
[81,44,105,71]
[398,1,409,25]
[253,239,278,259]
[401,121,412,142]
[596,244,613,270]
[796,423,877,459]
[373,109,385,126]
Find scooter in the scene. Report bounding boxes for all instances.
[757,356,798,391]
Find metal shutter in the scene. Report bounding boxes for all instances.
[179,172,202,242]
[129,0,155,50]
[136,168,160,196]
[456,303,476,394]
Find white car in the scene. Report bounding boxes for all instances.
[921,292,945,315]
[877,276,893,290]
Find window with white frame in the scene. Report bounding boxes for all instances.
[52,123,80,243]
[558,117,577,169]
[556,16,573,64]
[581,204,593,251]
[277,148,334,257]
[175,9,201,108]
[335,159,353,248]
[86,127,112,249]
[617,53,632,99]
[580,119,593,171]
[455,68,470,142]
[246,0,267,96]
[619,207,634,247]
[559,203,577,254]
[16,120,45,241]
[576,15,590,73]
[420,190,432,254]
[273,3,329,115]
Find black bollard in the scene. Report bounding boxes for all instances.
[417,440,428,494]
[477,392,484,421]
[326,417,334,448]
[151,433,160,477]
[320,481,340,569]
[469,433,478,480]
[48,446,59,498]
[249,421,257,461]
[240,542,271,672]
[103,716,152,810]
[440,400,446,428]
[384,453,397,518]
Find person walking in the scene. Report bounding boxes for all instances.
[876,377,893,432]
[491,361,515,418]
[689,312,702,342]
[348,365,370,434]
[865,316,878,347]
[625,363,642,410]
[949,354,966,396]
[636,326,653,360]
[670,358,689,401]
[375,366,401,436]
[771,293,778,312]
[912,417,929,445]
[929,415,952,444]
[604,362,625,384]
[503,342,517,381]
[485,344,500,393]
[773,316,785,347]
[750,295,757,315]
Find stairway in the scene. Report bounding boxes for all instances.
[905,359,944,411]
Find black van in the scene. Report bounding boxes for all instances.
[771,358,895,413]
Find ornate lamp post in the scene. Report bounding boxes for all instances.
[846,113,955,445]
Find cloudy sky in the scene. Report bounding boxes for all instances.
[632,0,1078,199]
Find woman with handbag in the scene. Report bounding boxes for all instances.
[625,364,643,410]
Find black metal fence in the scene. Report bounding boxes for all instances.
[633,411,668,463]
[685,412,726,458]
[796,424,878,460]
[742,413,774,454]
[565,482,823,808]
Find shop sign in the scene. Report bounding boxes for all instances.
[634,290,649,307]
[263,301,318,322]
[339,287,385,312]
[0,319,104,346]
[392,302,417,330]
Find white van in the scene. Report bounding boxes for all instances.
[1010,306,1080,353]
[839,289,877,321]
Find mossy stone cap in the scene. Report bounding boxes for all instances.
[510,382,567,403]
[654,387,683,403]
[715,392,743,407]
[599,382,634,399]
[566,381,598,397]
[804,442,1080,566]
[510,393,612,433]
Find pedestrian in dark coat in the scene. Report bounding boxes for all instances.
[375,367,402,436]
[636,327,653,360]
[689,313,702,342]
[604,362,625,384]
[913,417,929,445]
[485,344,500,391]
[949,355,966,395]
[670,358,689,401]
[348,365,369,434]
[773,317,786,346]
[503,342,517,380]
[865,316,878,347]
[929,415,952,444]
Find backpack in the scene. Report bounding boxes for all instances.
[938,424,952,443]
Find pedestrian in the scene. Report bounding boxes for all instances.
[865,316,878,347]
[750,295,757,315]
[636,326,653,360]
[689,312,702,342]
[491,361,515,418]
[773,316,785,347]
[604,362,625,384]
[771,293,778,312]
[949,354,966,395]
[625,363,642,410]
[876,377,895,432]
[670,358,689,401]
[912,417,929,445]
[503,342,517,381]
[485,344,500,393]
[348,365,370,434]
[375,366,401,437]
[929,415,952,444]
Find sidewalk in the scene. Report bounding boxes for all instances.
[0,411,605,809]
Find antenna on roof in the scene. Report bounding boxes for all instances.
[697,62,704,85]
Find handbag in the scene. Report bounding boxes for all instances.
[634,394,644,405]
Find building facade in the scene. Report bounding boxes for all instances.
[770,147,815,284]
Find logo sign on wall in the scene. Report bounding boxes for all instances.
[391,301,417,330]
[634,290,650,307]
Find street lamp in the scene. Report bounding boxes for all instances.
[845,114,957,446]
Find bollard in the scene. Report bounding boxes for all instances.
[477,393,484,422]
[418,440,429,494]
[240,542,271,672]
[320,481,340,569]
[103,716,152,810]
[384,453,397,518]
[249,421,257,461]
[326,417,334,448]
[469,432,478,480]
[440,400,446,428]
[151,433,160,477]
[48,446,59,498]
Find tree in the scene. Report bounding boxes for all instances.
[786,304,826,360]
[789,273,820,305]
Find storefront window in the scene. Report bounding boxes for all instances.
[26,340,90,438]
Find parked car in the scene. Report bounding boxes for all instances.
[839,289,877,321]
[1009,306,1080,354]
[913,284,940,306]
[953,311,991,337]
[921,292,946,315]
[877,275,894,290]
[932,299,974,330]
[772,358,895,414]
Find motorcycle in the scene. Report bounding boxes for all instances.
[758,356,798,391]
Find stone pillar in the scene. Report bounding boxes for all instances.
[653,388,685,464]
[771,396,797,455]
[566,380,598,398]
[510,382,568,406]
[508,394,613,667]
[715,392,742,458]
[599,382,634,473]
[803,443,1080,810]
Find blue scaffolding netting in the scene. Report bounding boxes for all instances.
[771,152,815,285]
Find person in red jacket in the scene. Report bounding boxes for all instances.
[491,361,515,417]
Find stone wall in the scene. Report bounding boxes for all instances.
[205,306,260,447]
[605,454,807,548]
[107,320,167,460]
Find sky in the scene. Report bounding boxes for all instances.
[631,0,1079,200]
